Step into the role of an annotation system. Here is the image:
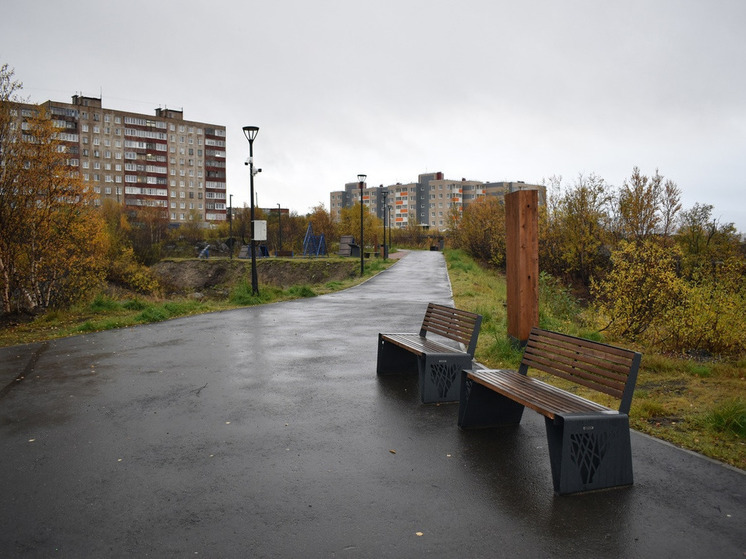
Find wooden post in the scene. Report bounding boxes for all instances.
[505,189,539,344]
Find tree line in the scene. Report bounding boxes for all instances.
[451,171,745,357]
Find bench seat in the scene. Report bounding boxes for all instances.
[378,333,466,357]
[467,368,612,419]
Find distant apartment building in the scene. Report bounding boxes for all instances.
[330,172,545,231]
[15,94,227,224]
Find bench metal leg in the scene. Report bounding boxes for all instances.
[458,371,525,427]
[418,354,473,404]
[376,335,418,375]
[545,413,633,495]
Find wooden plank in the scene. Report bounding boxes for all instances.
[468,369,610,419]
[420,304,480,347]
[381,333,463,356]
[522,328,638,399]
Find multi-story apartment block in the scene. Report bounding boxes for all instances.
[18,94,226,224]
[330,172,545,231]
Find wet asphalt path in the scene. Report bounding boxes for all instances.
[0,250,744,558]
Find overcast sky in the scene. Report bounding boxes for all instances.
[2,0,745,231]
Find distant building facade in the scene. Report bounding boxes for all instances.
[16,94,227,224]
[330,172,545,231]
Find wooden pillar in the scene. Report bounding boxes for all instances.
[505,189,539,344]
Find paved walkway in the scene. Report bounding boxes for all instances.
[1,250,744,558]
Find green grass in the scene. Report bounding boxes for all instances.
[705,398,746,438]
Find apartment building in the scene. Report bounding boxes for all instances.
[19,94,226,224]
[330,172,545,231]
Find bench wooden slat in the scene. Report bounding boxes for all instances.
[524,349,629,385]
[522,329,639,400]
[380,333,462,357]
[527,337,635,377]
[532,329,634,357]
[468,369,610,419]
[522,354,626,399]
[421,305,480,348]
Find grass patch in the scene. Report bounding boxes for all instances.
[705,398,746,438]
[287,285,316,298]
[89,294,122,312]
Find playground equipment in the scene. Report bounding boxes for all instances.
[303,223,327,257]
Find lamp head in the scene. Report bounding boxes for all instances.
[357,174,366,185]
[242,126,259,142]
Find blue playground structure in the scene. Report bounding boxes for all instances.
[303,223,327,257]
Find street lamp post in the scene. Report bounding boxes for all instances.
[388,205,392,258]
[277,203,282,255]
[379,186,388,260]
[243,125,260,296]
[229,194,233,259]
[358,174,366,276]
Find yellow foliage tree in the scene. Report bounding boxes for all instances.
[0,64,107,312]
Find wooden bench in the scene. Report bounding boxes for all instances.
[377,303,482,403]
[458,327,642,495]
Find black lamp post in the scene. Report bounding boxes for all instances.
[387,204,392,258]
[379,185,388,260]
[277,203,282,255]
[358,173,366,276]
[243,125,260,296]
[229,194,233,259]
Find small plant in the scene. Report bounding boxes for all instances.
[686,362,712,378]
[539,272,580,322]
[89,294,122,312]
[135,305,170,323]
[123,298,148,311]
[287,285,316,298]
[705,398,746,438]
[229,280,258,306]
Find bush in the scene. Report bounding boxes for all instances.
[451,197,506,267]
[592,240,685,340]
[106,247,160,294]
[660,264,746,356]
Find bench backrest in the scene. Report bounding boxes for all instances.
[519,327,642,414]
[420,303,482,356]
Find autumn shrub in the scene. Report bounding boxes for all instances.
[107,247,160,294]
[657,261,746,356]
[592,239,685,341]
[451,197,506,267]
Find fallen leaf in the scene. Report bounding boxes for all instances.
[415,532,424,537]
[389,449,396,454]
